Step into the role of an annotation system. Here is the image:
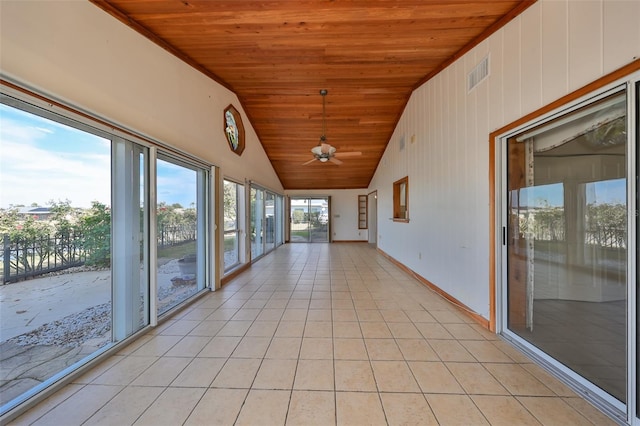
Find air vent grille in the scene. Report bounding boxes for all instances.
[468,55,489,92]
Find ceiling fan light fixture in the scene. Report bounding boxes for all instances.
[302,89,362,166]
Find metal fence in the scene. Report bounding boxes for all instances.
[2,223,196,284]
[158,224,196,248]
[518,214,626,249]
[524,224,626,249]
[2,233,86,284]
[585,225,626,249]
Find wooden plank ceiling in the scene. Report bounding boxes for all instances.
[90,0,534,190]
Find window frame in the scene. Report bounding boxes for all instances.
[393,176,409,222]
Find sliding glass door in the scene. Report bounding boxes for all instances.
[289,197,329,242]
[0,85,217,418]
[502,86,631,415]
[249,186,284,260]
[0,95,149,416]
[156,155,208,315]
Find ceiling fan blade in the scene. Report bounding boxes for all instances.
[302,158,318,165]
[334,151,362,158]
[329,157,343,165]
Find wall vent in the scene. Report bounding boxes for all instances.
[468,55,489,92]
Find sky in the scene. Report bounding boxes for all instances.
[514,178,626,209]
[0,103,197,209]
[156,159,197,208]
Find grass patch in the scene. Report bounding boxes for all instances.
[291,230,310,239]
[157,241,196,259]
[224,234,237,252]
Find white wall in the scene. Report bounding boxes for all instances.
[0,1,283,192]
[369,0,640,319]
[286,189,369,242]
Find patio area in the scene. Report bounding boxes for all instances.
[0,259,198,407]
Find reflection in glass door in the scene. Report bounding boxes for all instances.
[505,90,628,404]
[290,197,329,242]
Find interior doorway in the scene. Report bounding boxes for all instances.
[289,197,330,242]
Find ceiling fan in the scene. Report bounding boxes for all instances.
[303,89,362,165]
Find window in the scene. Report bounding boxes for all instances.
[393,176,409,221]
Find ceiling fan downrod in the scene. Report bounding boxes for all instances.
[320,89,327,143]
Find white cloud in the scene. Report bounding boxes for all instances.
[0,108,202,209]
[0,119,111,208]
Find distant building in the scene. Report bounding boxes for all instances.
[16,207,54,221]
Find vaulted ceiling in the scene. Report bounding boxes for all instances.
[90,0,534,190]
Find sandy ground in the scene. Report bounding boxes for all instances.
[0,270,111,342]
[0,258,199,342]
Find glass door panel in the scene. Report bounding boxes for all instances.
[223,180,240,270]
[265,192,275,252]
[251,187,264,258]
[156,156,207,315]
[0,101,115,414]
[506,91,627,402]
[310,198,329,242]
[290,198,310,242]
[275,195,284,246]
[112,139,149,339]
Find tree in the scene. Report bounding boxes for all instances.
[48,199,80,236]
[0,207,53,274]
[292,209,304,224]
[79,202,111,267]
[586,202,626,247]
[223,181,237,229]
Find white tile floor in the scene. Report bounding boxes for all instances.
[9,243,615,425]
